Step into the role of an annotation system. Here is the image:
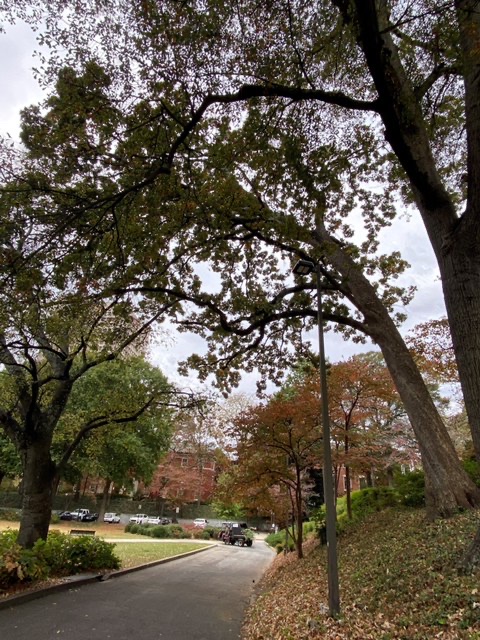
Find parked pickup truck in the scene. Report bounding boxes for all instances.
[129,513,149,524]
[70,508,98,522]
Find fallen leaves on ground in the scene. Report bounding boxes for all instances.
[243,509,480,640]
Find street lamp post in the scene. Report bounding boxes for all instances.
[293,258,340,617]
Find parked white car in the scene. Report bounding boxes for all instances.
[104,512,121,524]
[129,513,149,524]
[193,518,208,528]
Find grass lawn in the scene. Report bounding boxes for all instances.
[0,519,151,539]
[113,541,208,568]
[0,519,210,569]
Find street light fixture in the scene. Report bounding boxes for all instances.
[292,258,340,617]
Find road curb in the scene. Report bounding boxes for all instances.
[0,544,216,610]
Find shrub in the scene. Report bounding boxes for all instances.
[265,531,284,548]
[0,530,120,590]
[0,530,48,588]
[243,528,255,541]
[393,470,425,507]
[302,521,318,537]
[0,509,21,522]
[166,524,190,539]
[350,487,398,515]
[37,532,120,575]
[150,525,168,539]
[335,488,399,532]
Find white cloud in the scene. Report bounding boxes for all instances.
[0,22,44,139]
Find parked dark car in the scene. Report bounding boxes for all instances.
[70,508,98,522]
[147,516,171,525]
[59,511,73,520]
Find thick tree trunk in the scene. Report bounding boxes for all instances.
[343,0,480,463]
[458,522,480,575]
[295,474,304,559]
[17,439,56,548]
[373,318,480,519]
[345,432,352,519]
[98,478,112,523]
[345,465,352,520]
[341,0,480,567]
[440,246,480,460]
[313,223,480,518]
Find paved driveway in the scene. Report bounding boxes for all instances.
[0,540,274,640]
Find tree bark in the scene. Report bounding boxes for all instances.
[17,437,56,548]
[340,0,480,566]
[345,465,352,520]
[458,522,480,574]
[313,222,480,518]
[295,468,304,559]
[98,478,112,523]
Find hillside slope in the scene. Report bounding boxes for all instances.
[243,509,480,639]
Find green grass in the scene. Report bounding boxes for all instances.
[113,542,207,568]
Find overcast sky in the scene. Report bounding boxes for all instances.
[0,21,446,397]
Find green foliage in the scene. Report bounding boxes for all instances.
[302,520,318,536]
[265,531,285,548]
[0,429,21,482]
[337,487,399,530]
[55,357,174,489]
[266,520,320,552]
[463,459,480,488]
[0,530,120,589]
[350,487,399,513]
[393,470,426,508]
[211,501,246,521]
[37,531,120,575]
[124,522,191,539]
[0,508,21,522]
[166,524,191,539]
[0,530,48,587]
[125,523,140,534]
[193,526,217,539]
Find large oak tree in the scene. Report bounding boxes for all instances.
[3,1,480,565]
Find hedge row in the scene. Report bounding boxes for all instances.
[0,529,120,589]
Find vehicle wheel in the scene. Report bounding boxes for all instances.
[246,540,253,547]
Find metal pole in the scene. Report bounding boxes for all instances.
[315,263,340,617]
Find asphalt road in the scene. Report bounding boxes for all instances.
[0,540,274,640]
